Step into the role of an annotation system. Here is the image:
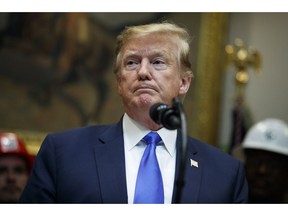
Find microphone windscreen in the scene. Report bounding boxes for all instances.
[149,103,169,124]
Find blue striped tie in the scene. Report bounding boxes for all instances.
[133,131,164,203]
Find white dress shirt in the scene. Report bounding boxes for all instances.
[123,113,177,204]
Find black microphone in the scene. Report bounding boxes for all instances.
[149,103,181,130]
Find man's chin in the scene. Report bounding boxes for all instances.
[0,193,20,203]
[136,94,157,106]
[250,188,272,200]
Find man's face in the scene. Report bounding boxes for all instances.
[117,33,191,118]
[0,155,29,203]
[245,149,288,203]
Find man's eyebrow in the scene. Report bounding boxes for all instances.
[122,51,139,59]
[123,50,170,59]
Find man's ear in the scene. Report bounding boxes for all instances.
[116,78,123,96]
[179,75,192,95]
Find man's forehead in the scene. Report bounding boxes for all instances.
[0,155,27,166]
[123,37,178,58]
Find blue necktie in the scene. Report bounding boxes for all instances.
[133,131,164,204]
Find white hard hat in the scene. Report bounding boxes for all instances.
[242,118,288,156]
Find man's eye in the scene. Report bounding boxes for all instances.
[14,166,27,175]
[0,167,7,175]
[125,60,139,70]
[127,60,136,65]
[153,59,167,70]
[154,60,164,64]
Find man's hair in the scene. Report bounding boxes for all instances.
[113,21,193,78]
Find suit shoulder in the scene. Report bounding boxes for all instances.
[51,124,111,136]
[44,124,116,145]
[188,136,239,163]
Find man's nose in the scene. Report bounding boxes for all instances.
[138,59,152,80]
[257,161,270,174]
[6,170,17,182]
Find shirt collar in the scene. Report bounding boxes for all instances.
[123,113,177,157]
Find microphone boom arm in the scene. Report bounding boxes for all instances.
[172,97,187,203]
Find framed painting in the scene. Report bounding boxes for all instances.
[0,12,228,154]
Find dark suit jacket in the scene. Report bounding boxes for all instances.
[19,119,248,203]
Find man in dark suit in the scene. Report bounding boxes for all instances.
[19,21,248,203]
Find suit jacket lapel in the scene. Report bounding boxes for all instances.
[172,132,202,203]
[93,121,128,203]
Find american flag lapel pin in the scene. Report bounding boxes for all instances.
[190,159,198,168]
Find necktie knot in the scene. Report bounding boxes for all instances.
[143,131,161,147]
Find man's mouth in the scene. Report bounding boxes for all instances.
[3,185,21,193]
[134,85,157,93]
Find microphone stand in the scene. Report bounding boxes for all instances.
[172,97,187,203]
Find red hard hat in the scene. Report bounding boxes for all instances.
[0,132,34,172]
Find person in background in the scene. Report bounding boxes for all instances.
[19,21,248,203]
[242,118,288,203]
[0,132,34,203]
